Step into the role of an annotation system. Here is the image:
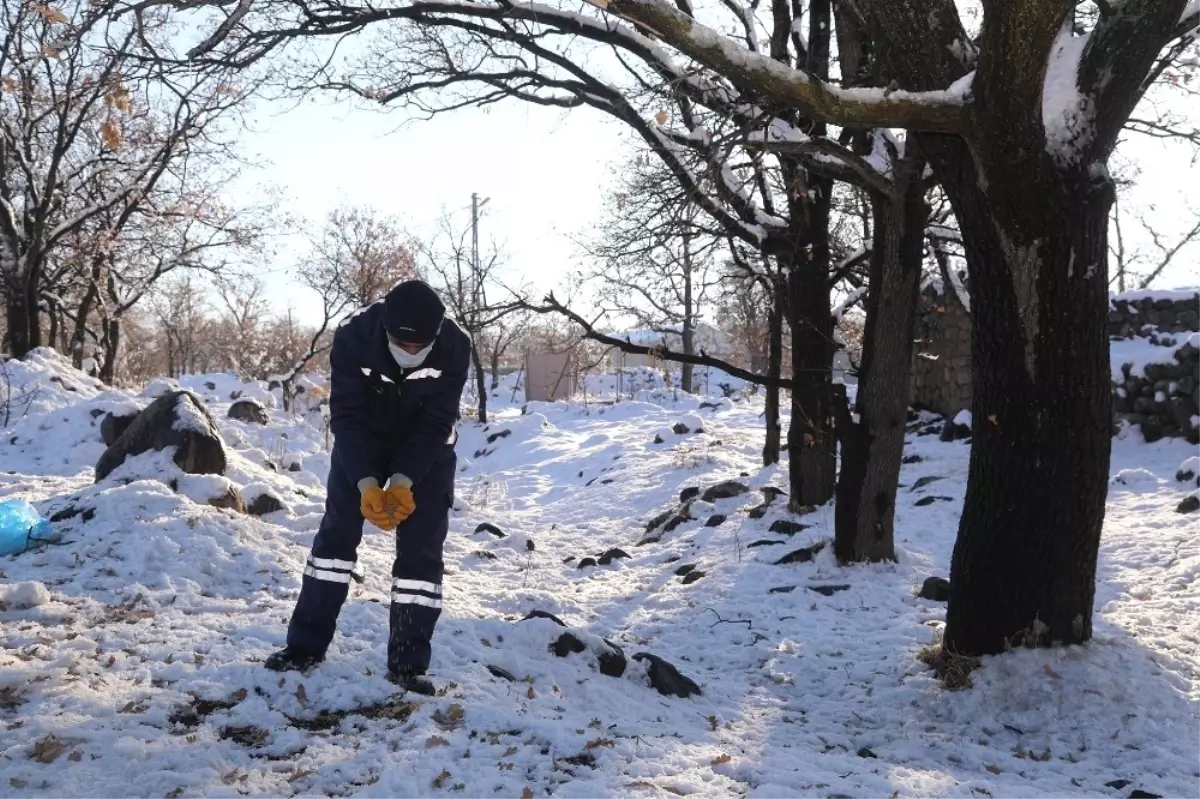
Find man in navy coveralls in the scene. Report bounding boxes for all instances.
[265,279,469,695]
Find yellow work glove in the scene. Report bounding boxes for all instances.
[384,476,416,526]
[359,483,396,531]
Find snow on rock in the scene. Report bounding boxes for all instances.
[140,377,180,399]
[0,580,50,609]
[0,357,1196,798]
[952,409,972,427]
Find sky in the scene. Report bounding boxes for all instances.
[228,62,1199,325]
[232,94,630,320]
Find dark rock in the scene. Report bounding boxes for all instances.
[288,461,302,472]
[681,570,706,585]
[807,584,851,596]
[473,550,497,560]
[747,504,770,520]
[769,585,796,594]
[653,434,665,444]
[768,520,809,536]
[577,557,599,569]
[95,391,227,482]
[1176,466,1197,483]
[228,399,269,425]
[89,408,105,419]
[486,429,512,445]
[747,539,784,548]
[679,486,701,503]
[857,747,878,759]
[1176,495,1200,514]
[919,576,951,601]
[645,510,673,532]
[597,638,627,678]
[939,419,971,441]
[552,632,587,657]
[699,401,722,410]
[774,540,826,565]
[487,664,517,682]
[704,515,726,528]
[229,390,242,400]
[526,539,536,552]
[475,522,506,538]
[909,475,944,492]
[701,481,750,503]
[522,610,567,627]
[662,514,690,533]
[598,548,630,565]
[915,496,954,507]
[1105,780,1131,790]
[50,505,94,523]
[674,563,697,576]
[247,492,284,516]
[632,653,701,698]
[100,412,138,447]
[1141,418,1165,443]
[473,447,494,458]
[761,486,787,502]
[672,422,691,435]
[1128,792,1162,799]
[204,381,216,391]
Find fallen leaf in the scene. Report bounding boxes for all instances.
[230,688,248,702]
[527,684,535,700]
[521,789,534,799]
[712,753,732,765]
[119,700,143,714]
[68,750,83,762]
[33,734,65,763]
[502,746,518,757]
[1043,664,1062,679]
[426,735,449,748]
[654,110,667,125]
[165,789,184,799]
[10,779,27,789]
[1036,748,1052,762]
[984,764,1002,774]
[295,684,308,708]
[987,413,998,426]
[432,769,452,789]
[586,738,614,749]
[433,703,465,730]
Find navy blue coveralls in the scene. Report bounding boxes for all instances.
[287,303,470,673]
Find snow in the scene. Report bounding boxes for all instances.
[0,580,50,609]
[0,357,1197,797]
[1111,287,1200,306]
[952,409,971,427]
[1042,21,1094,166]
[1110,335,1197,382]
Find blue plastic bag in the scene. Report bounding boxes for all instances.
[0,498,53,557]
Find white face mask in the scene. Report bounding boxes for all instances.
[389,341,433,369]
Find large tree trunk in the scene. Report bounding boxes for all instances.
[834,153,927,562]
[762,273,784,465]
[490,346,501,390]
[6,272,41,358]
[470,337,488,423]
[939,160,1114,655]
[100,317,121,384]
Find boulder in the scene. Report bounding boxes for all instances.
[597,548,629,565]
[774,540,826,565]
[247,492,285,516]
[768,520,809,536]
[919,576,951,601]
[671,422,691,435]
[704,515,727,528]
[100,411,138,446]
[701,481,750,503]
[95,391,227,482]
[1177,495,1200,514]
[475,522,506,538]
[633,653,701,698]
[228,399,269,425]
[679,486,701,503]
[681,570,706,585]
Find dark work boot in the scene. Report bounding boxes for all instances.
[264,646,323,673]
[387,666,436,696]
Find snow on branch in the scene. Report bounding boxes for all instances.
[598,0,973,133]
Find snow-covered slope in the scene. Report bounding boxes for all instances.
[0,351,1197,798]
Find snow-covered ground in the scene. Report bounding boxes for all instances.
[0,350,1197,798]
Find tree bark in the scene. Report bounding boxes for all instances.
[680,231,695,394]
[939,161,1115,655]
[6,269,41,358]
[470,337,488,423]
[834,154,927,562]
[100,317,121,384]
[763,273,784,465]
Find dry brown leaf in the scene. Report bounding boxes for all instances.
[526,685,535,700]
[1043,664,1062,679]
[521,789,534,799]
[222,769,241,785]
[502,746,518,757]
[10,779,27,789]
[654,110,668,125]
[1012,746,1027,759]
[480,638,493,648]
[1036,748,1052,762]
[295,684,308,708]
[41,44,62,59]
[433,703,465,730]
[165,789,184,799]
[33,734,65,763]
[432,769,452,789]
[1,77,17,93]
[987,413,998,426]
[984,764,1002,775]
[586,738,614,749]
[99,119,122,150]
[35,5,69,23]
[230,688,248,702]
[426,735,449,748]
[712,753,732,765]
[68,750,83,762]
[119,700,143,714]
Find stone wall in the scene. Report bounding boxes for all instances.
[910,285,972,418]
[1108,291,1200,339]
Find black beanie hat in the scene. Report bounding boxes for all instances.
[383,279,446,345]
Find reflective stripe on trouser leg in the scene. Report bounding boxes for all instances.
[288,446,368,657]
[388,452,453,673]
